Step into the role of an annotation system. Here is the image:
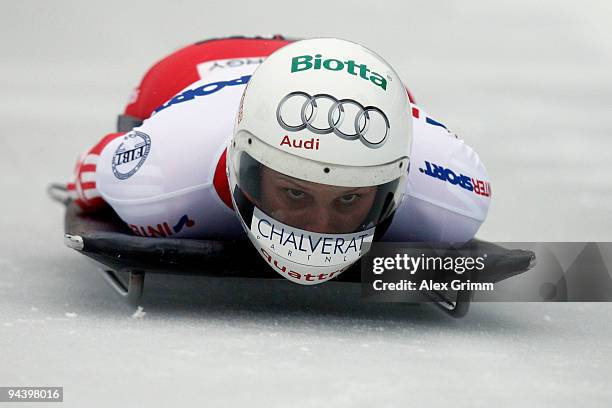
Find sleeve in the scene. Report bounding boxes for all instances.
[381,105,492,243]
[67,132,124,212]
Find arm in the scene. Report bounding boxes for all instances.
[382,104,491,243]
[68,37,292,218]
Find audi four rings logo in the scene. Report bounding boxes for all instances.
[275,91,390,149]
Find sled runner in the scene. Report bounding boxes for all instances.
[49,184,535,317]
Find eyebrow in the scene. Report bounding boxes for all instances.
[274,175,317,192]
[274,174,369,194]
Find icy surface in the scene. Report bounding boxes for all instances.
[1,1,611,407]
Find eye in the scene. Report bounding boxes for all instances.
[339,194,359,204]
[286,188,306,200]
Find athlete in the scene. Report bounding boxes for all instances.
[67,36,491,284]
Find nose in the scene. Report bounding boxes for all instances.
[305,208,337,234]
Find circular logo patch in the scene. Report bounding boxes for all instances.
[112,131,151,180]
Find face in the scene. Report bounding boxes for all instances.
[259,167,377,234]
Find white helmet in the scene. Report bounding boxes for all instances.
[227,38,412,285]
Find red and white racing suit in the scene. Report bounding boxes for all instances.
[68,36,491,243]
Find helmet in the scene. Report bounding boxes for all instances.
[227,38,412,285]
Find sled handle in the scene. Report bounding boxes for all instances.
[47,183,71,206]
[426,289,471,318]
[99,269,145,306]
